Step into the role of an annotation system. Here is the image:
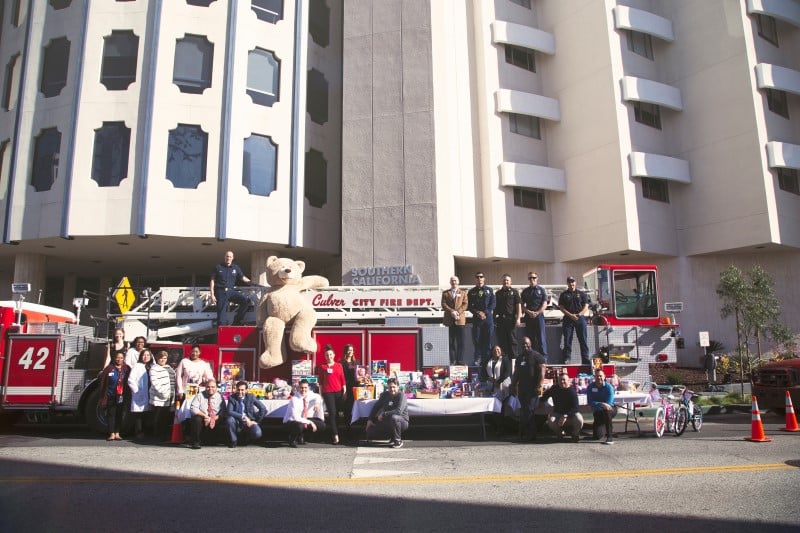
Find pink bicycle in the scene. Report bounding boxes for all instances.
[653,394,688,437]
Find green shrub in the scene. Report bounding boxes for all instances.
[665,372,683,385]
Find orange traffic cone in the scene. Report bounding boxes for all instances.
[780,391,800,432]
[170,401,184,444]
[745,396,772,442]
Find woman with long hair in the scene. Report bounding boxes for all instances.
[315,344,346,444]
[99,351,131,441]
[340,343,358,432]
[103,328,128,368]
[128,349,154,439]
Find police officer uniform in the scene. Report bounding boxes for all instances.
[211,261,249,326]
[521,282,548,359]
[557,278,590,364]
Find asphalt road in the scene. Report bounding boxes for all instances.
[0,411,798,532]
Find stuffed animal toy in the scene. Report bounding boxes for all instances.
[257,256,329,368]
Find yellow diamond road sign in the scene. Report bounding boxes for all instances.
[114,277,135,314]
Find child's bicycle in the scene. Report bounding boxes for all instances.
[653,395,686,437]
[679,387,703,433]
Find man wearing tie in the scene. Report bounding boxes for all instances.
[442,276,468,365]
[225,381,267,448]
[283,379,326,448]
[189,379,228,450]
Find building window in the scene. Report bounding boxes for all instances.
[41,37,71,97]
[242,133,277,197]
[509,113,541,139]
[247,48,279,106]
[307,68,328,125]
[513,188,545,210]
[252,0,282,23]
[3,54,20,111]
[48,0,71,9]
[756,14,778,46]
[626,30,654,60]
[101,30,139,91]
[634,101,661,129]
[305,148,327,208]
[309,0,330,47]
[166,124,207,189]
[32,128,61,192]
[504,44,535,72]
[173,34,213,94]
[509,0,531,8]
[778,168,799,195]
[642,177,669,203]
[92,122,131,187]
[766,89,789,119]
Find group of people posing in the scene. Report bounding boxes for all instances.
[442,271,591,368]
[485,336,618,445]
[100,336,410,449]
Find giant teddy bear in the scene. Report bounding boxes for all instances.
[257,256,329,369]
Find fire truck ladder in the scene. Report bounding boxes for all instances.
[110,286,265,342]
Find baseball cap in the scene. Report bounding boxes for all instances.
[566,276,576,283]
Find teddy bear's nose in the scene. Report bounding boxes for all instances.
[282,268,291,273]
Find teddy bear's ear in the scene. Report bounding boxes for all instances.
[295,260,305,272]
[267,255,278,266]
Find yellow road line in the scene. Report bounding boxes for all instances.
[1,463,795,487]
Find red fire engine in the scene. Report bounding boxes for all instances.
[0,264,680,432]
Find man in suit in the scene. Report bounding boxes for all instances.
[225,380,267,447]
[442,275,468,365]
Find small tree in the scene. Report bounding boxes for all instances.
[744,266,783,362]
[717,266,748,395]
[717,264,790,396]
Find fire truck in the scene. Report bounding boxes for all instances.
[0,264,680,432]
[0,292,108,429]
[115,263,679,389]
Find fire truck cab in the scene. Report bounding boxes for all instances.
[0,297,108,429]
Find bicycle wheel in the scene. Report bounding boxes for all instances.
[674,406,688,436]
[653,407,665,438]
[691,405,703,432]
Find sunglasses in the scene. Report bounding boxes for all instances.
[528,276,537,280]
[475,275,484,278]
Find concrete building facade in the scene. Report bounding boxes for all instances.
[0,0,798,367]
[341,0,800,365]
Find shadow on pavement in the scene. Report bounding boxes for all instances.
[0,457,797,532]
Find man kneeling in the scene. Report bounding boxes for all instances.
[542,374,583,442]
[189,379,228,449]
[366,378,409,448]
[283,379,326,448]
[225,381,266,447]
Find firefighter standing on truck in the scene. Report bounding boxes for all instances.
[209,250,251,326]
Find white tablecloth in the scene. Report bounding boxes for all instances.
[351,397,501,423]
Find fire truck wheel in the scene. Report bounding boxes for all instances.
[85,387,109,434]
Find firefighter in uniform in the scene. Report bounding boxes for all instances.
[493,274,521,359]
[557,276,590,364]
[467,272,495,370]
[210,251,251,326]
[521,271,548,360]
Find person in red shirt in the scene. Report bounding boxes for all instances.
[316,344,346,444]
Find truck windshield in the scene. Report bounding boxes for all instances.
[613,270,658,319]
